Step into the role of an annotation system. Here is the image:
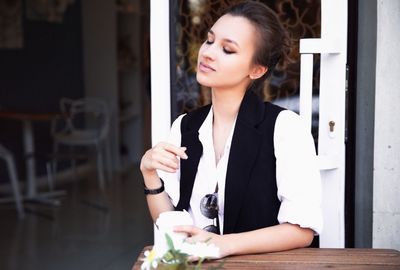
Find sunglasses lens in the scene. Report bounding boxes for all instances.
[203,224,219,234]
[200,193,218,219]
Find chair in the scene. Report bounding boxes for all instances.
[0,144,25,219]
[51,98,111,190]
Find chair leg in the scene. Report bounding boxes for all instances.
[96,144,105,191]
[104,139,113,182]
[69,145,78,178]
[46,161,55,191]
[5,155,25,219]
[52,142,59,177]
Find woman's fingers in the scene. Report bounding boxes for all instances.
[161,143,188,160]
[152,143,188,171]
[175,226,216,248]
[174,225,202,236]
[175,225,202,244]
[156,163,177,173]
[173,226,223,259]
[154,146,180,163]
[141,142,188,173]
[187,255,200,262]
[151,152,179,169]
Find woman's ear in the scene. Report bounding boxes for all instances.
[249,65,268,80]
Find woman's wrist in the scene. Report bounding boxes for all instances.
[219,233,237,257]
[144,179,164,195]
[142,171,163,189]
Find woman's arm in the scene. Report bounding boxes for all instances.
[175,223,314,258]
[140,114,186,222]
[141,170,174,222]
[140,142,187,222]
[222,223,313,255]
[274,110,323,234]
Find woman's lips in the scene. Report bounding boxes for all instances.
[198,62,216,72]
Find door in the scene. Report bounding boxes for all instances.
[150,0,348,248]
[299,0,348,247]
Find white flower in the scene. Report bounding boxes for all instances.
[141,233,221,270]
[141,248,159,270]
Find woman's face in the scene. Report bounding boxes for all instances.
[196,14,261,91]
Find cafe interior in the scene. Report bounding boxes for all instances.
[1,0,399,269]
[0,1,153,269]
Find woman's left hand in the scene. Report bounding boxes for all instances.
[173,225,231,258]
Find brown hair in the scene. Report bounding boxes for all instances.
[224,1,291,93]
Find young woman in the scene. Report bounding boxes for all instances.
[140,1,322,258]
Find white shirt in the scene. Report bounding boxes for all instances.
[158,108,323,235]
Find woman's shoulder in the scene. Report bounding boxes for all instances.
[274,109,311,144]
[275,109,303,128]
[258,101,287,129]
[263,100,287,116]
[262,101,302,125]
[259,101,308,138]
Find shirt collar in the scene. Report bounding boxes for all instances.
[198,106,237,153]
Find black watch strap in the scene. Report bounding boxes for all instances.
[144,178,165,195]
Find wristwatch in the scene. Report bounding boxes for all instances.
[144,178,165,195]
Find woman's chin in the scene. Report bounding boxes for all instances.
[196,75,213,88]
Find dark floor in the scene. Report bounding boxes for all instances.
[0,165,154,270]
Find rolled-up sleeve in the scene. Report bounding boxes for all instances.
[157,114,185,207]
[274,110,323,235]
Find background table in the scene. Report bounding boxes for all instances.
[132,246,400,269]
[0,110,65,205]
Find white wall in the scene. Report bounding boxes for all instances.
[373,0,400,250]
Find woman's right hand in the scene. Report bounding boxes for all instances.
[140,142,188,178]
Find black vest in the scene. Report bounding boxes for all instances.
[175,91,285,234]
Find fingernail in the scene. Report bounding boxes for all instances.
[182,154,188,159]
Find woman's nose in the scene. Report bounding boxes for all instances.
[201,44,216,61]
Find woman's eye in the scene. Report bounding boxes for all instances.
[223,47,234,54]
[204,39,234,54]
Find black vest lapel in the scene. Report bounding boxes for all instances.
[223,91,266,234]
[175,91,284,234]
[175,105,211,211]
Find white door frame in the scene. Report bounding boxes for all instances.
[150,0,172,145]
[299,0,348,247]
[150,0,348,248]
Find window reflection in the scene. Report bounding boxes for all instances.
[171,0,321,139]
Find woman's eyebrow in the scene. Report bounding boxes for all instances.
[208,30,240,48]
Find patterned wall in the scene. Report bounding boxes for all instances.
[171,0,321,117]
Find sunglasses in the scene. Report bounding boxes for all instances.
[200,192,220,234]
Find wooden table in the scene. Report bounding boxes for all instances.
[131,246,400,269]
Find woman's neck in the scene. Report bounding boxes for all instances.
[211,88,245,124]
